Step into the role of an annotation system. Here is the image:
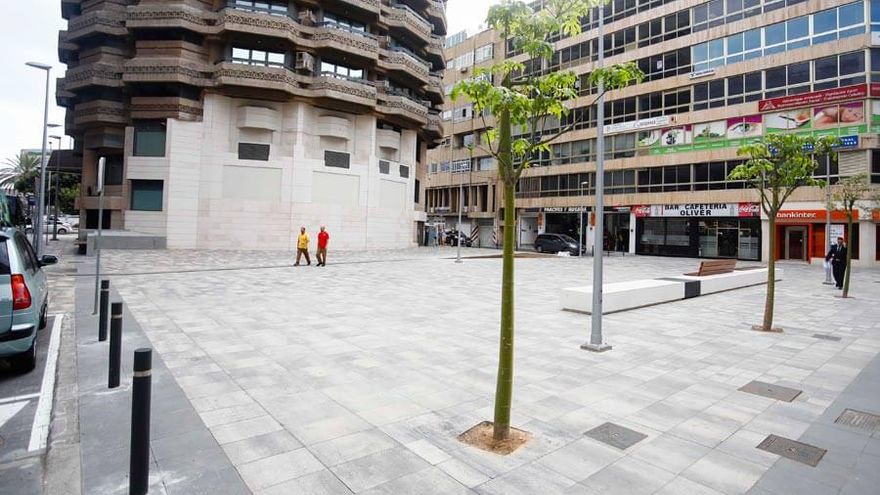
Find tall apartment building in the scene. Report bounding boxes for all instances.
[57,0,446,250]
[427,0,880,264]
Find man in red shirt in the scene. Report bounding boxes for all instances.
[316,226,330,266]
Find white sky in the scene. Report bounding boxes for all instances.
[0,0,495,163]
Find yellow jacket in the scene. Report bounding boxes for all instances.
[297,233,309,249]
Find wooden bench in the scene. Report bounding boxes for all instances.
[685,259,737,276]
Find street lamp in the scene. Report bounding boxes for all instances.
[50,135,63,240]
[26,61,52,257]
[581,7,611,353]
[579,181,589,256]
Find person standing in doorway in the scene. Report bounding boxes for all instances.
[825,236,847,289]
[295,226,311,266]
[316,226,329,266]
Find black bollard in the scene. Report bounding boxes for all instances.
[98,280,110,341]
[108,302,122,389]
[129,348,152,495]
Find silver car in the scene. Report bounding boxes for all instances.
[0,228,56,372]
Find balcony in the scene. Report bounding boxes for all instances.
[306,73,378,107]
[66,9,127,42]
[130,97,203,121]
[426,1,446,35]
[386,4,433,43]
[377,91,428,125]
[332,0,382,15]
[124,59,214,87]
[380,47,430,83]
[126,3,214,33]
[73,100,127,127]
[214,62,303,96]
[423,72,444,102]
[425,111,443,140]
[310,23,380,60]
[55,77,76,107]
[58,30,78,64]
[63,63,124,91]
[425,35,444,64]
[216,6,301,43]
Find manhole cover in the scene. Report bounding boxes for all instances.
[584,422,647,450]
[812,333,842,342]
[757,434,826,467]
[835,409,880,432]
[738,380,802,402]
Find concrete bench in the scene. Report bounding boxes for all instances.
[560,267,782,314]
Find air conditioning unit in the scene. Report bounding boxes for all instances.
[295,52,314,73]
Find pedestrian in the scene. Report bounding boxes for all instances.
[294,226,311,266]
[316,226,329,266]
[825,236,847,290]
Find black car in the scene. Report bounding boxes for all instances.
[534,233,579,255]
[445,230,473,247]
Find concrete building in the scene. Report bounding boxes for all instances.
[57,0,446,250]
[427,0,880,264]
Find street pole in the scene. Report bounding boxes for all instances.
[449,82,455,255]
[26,62,52,257]
[51,136,62,240]
[823,153,833,284]
[93,157,106,315]
[582,7,611,352]
[579,181,588,256]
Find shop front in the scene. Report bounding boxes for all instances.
[543,206,588,246]
[634,203,761,260]
[775,209,860,261]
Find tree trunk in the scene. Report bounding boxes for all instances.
[762,214,776,331]
[493,108,514,441]
[843,213,853,298]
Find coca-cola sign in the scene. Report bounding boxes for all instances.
[738,202,760,217]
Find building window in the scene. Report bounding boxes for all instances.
[379,160,390,174]
[232,0,290,17]
[414,178,420,202]
[231,47,285,67]
[475,44,494,63]
[324,150,350,168]
[321,12,366,33]
[872,150,880,184]
[130,180,164,211]
[133,121,166,157]
[238,143,270,161]
[399,165,410,178]
[104,155,124,186]
[319,60,364,80]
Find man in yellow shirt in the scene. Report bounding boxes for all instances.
[294,226,311,266]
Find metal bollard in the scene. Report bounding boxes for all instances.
[108,303,122,389]
[129,348,152,495]
[98,280,110,341]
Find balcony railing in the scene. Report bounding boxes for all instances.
[389,3,433,32]
[315,21,378,40]
[317,71,373,86]
[226,0,298,20]
[390,46,431,70]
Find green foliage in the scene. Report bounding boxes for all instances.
[1,152,41,193]
[59,184,80,214]
[453,0,644,182]
[730,133,837,214]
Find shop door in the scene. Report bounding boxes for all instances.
[718,227,739,258]
[785,227,807,260]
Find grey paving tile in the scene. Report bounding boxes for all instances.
[256,469,353,495]
[330,446,430,492]
[311,429,399,467]
[236,448,324,491]
[682,451,765,495]
[221,430,303,466]
[363,467,474,495]
[210,415,284,445]
[629,434,711,475]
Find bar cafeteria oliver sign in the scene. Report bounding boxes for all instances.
[633,203,759,218]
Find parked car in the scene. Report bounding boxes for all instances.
[444,230,473,247]
[25,219,74,235]
[534,233,579,255]
[0,227,57,372]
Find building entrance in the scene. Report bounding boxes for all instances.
[784,226,808,261]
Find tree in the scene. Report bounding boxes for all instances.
[729,133,836,332]
[1,152,41,193]
[452,0,643,442]
[829,173,874,298]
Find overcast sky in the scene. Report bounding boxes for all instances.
[0,0,494,164]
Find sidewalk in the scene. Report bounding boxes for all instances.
[69,260,249,494]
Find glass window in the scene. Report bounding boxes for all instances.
[788,61,810,85]
[130,180,164,211]
[764,23,785,54]
[766,67,786,89]
[728,75,744,95]
[133,121,166,157]
[839,2,865,27]
[813,9,837,35]
[840,51,865,75]
[815,55,839,80]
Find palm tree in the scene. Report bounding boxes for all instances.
[1,152,41,193]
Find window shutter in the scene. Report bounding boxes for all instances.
[379,160,390,174]
[238,143,270,161]
[399,165,410,178]
[324,150,350,169]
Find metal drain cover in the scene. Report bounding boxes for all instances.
[812,333,842,342]
[585,422,647,450]
[738,380,802,402]
[757,434,826,467]
[835,409,880,432]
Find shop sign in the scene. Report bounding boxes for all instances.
[776,209,859,223]
[543,206,589,213]
[604,116,672,135]
[830,224,846,240]
[758,84,869,112]
[689,68,716,79]
[632,203,758,218]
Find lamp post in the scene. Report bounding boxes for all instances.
[582,7,611,352]
[823,153,833,284]
[50,135,63,240]
[26,61,52,257]
[579,181,589,256]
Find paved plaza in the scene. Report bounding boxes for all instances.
[56,248,880,494]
